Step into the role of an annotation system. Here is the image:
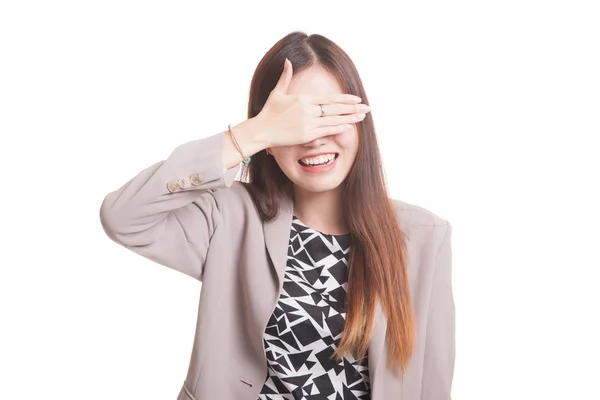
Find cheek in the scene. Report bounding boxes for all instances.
[272,148,298,167]
[335,128,359,153]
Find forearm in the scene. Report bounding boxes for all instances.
[101,131,240,236]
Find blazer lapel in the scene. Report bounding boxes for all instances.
[262,194,294,291]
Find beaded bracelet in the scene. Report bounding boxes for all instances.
[227,124,251,164]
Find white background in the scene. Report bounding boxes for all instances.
[1,0,598,399]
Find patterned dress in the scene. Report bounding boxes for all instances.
[257,215,371,400]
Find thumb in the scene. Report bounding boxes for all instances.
[272,58,292,94]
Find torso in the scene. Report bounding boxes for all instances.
[257,215,371,399]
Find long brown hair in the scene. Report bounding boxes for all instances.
[239,31,415,373]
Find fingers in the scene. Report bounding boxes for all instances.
[309,93,362,105]
[311,124,354,138]
[320,103,371,117]
[306,100,370,129]
[315,113,367,128]
[273,58,293,94]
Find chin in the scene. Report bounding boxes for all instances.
[290,175,345,194]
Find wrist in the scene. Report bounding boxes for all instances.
[232,117,270,156]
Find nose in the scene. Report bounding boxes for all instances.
[302,136,327,148]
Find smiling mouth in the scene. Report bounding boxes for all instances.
[298,153,339,167]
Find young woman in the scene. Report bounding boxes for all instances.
[100,31,455,400]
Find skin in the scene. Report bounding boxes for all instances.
[267,65,360,235]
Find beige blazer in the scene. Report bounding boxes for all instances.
[99,130,455,400]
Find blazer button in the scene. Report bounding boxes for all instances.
[178,177,191,190]
[190,173,202,186]
[167,182,180,193]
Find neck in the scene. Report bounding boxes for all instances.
[292,185,349,235]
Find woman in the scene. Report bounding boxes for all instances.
[100,31,455,400]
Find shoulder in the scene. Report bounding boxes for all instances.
[390,197,451,253]
[390,197,449,228]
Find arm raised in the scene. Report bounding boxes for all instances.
[99,123,265,281]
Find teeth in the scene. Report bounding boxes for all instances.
[300,154,336,165]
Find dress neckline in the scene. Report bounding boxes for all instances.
[292,214,351,237]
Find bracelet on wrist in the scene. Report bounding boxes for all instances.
[227,124,251,165]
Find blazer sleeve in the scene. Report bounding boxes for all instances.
[421,221,455,399]
[99,130,241,281]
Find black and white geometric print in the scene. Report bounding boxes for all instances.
[258,215,371,400]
